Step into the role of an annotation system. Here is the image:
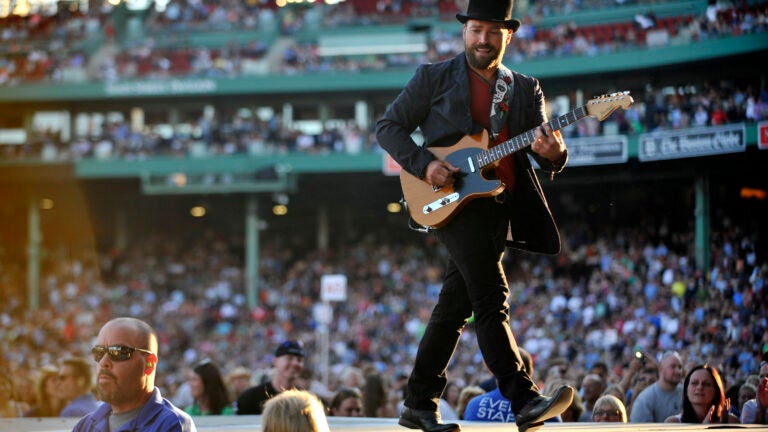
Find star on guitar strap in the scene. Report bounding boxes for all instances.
[489,66,516,192]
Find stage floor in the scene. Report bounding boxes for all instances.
[2,417,765,432]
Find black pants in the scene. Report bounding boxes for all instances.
[404,197,539,414]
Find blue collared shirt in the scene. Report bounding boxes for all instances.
[61,393,102,417]
[71,388,196,432]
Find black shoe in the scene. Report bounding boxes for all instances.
[398,407,460,432]
[515,385,574,432]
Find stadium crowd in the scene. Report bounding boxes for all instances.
[1,199,766,423]
[2,0,766,85]
[2,0,767,162]
[2,76,766,162]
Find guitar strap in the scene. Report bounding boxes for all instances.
[489,65,514,142]
[489,65,516,194]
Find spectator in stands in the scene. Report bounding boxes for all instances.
[589,362,612,385]
[602,385,626,404]
[618,351,653,404]
[297,368,333,405]
[591,394,627,422]
[362,371,392,418]
[741,358,768,424]
[58,357,101,417]
[629,351,684,422]
[1,372,28,418]
[441,381,461,420]
[236,340,306,415]
[665,364,739,423]
[375,0,574,431]
[388,373,409,416]
[338,366,365,390]
[170,367,195,413]
[578,373,607,421]
[225,366,252,405]
[464,348,562,424]
[634,9,657,30]
[72,317,195,431]
[455,386,485,420]
[184,359,234,415]
[261,389,329,432]
[734,382,756,419]
[23,365,63,417]
[625,360,658,416]
[327,386,364,417]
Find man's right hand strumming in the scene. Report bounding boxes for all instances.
[424,160,460,188]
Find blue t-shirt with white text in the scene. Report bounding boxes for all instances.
[463,388,562,423]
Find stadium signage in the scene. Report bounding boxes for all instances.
[759,121,768,150]
[638,124,746,161]
[563,135,628,166]
[105,79,218,97]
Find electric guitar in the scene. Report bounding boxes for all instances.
[400,91,634,228]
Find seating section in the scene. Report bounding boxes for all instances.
[0,1,765,85]
[532,14,696,46]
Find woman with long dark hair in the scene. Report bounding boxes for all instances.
[665,364,739,423]
[185,360,234,415]
[327,386,363,417]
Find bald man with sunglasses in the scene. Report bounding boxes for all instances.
[72,317,196,432]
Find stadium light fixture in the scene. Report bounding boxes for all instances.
[272,204,288,216]
[40,198,55,210]
[190,206,207,218]
[387,202,402,214]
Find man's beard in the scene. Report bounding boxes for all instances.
[465,43,504,70]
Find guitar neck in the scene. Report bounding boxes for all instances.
[477,104,589,168]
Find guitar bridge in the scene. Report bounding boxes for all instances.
[423,193,459,214]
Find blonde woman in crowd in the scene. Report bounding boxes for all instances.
[261,389,329,432]
[592,395,628,422]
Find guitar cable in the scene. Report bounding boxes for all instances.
[400,196,432,234]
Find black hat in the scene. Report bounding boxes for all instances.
[456,0,521,32]
[275,340,305,358]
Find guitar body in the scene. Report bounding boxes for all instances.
[400,131,505,228]
[398,92,635,229]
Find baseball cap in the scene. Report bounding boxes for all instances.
[275,340,305,358]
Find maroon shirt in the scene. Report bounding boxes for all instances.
[468,69,516,191]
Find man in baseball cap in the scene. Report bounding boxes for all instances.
[274,340,305,358]
[236,340,306,414]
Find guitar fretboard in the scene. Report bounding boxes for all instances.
[476,105,589,168]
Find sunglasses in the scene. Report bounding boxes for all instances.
[592,409,620,418]
[92,345,154,362]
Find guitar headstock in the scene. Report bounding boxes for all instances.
[585,91,634,120]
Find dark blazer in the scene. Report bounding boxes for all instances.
[376,53,566,254]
